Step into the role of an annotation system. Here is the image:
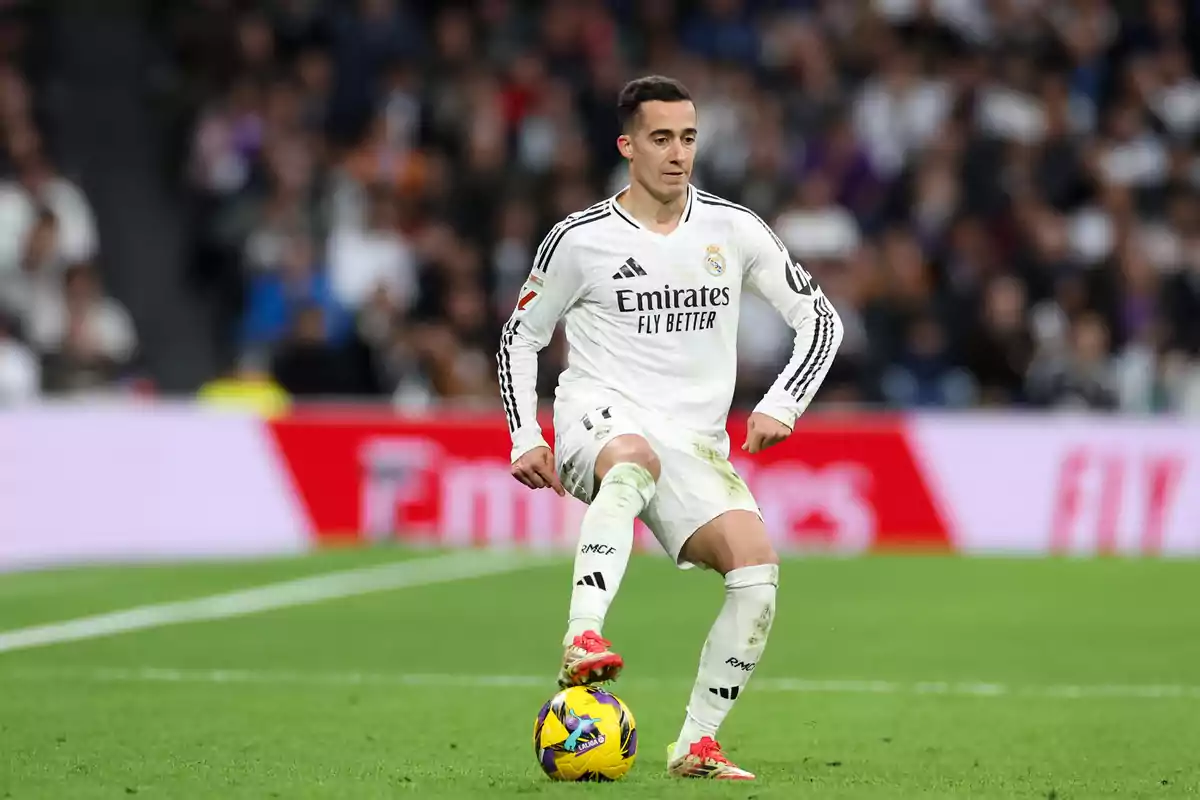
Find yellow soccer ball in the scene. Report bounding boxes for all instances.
[533,685,637,781]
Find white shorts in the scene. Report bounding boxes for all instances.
[553,402,761,569]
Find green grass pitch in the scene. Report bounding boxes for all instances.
[1,549,1199,798]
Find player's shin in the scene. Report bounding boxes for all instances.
[671,563,778,760]
[564,462,657,644]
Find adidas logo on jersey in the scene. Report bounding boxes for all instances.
[612,258,647,280]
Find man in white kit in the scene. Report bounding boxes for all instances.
[496,76,843,780]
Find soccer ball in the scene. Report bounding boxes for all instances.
[533,685,637,781]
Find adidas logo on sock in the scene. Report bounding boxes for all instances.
[575,572,607,590]
[709,686,740,700]
[611,257,647,280]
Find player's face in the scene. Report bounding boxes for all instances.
[620,100,697,200]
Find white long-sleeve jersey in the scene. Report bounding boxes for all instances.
[498,185,844,461]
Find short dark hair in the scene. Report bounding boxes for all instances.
[616,75,692,132]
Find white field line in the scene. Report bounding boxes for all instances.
[3,666,1199,701]
[0,551,550,655]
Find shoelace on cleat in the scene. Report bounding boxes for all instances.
[690,737,732,765]
[573,631,611,653]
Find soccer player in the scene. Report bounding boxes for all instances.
[497,76,843,780]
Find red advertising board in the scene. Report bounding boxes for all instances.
[268,411,951,553]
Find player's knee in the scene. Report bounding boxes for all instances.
[721,541,779,573]
[597,435,661,482]
[739,543,780,569]
[684,511,778,574]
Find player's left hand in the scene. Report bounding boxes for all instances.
[742,412,792,454]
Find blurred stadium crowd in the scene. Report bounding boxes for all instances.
[2,0,1200,414]
[0,4,134,401]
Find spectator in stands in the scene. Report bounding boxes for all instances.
[270,304,354,397]
[0,310,36,404]
[1027,312,1120,410]
[0,146,97,278]
[1164,229,1200,356]
[30,263,137,394]
[796,113,884,227]
[326,183,416,315]
[488,197,539,321]
[962,275,1036,406]
[775,173,861,264]
[689,0,758,65]
[197,351,290,418]
[241,232,350,349]
[852,45,952,179]
[406,318,492,404]
[189,75,265,199]
[325,0,421,137]
[882,313,976,408]
[0,206,59,324]
[225,133,326,273]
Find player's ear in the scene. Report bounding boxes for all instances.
[616,134,633,160]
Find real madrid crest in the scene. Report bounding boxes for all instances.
[704,244,726,276]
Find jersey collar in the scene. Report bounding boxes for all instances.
[609,184,695,236]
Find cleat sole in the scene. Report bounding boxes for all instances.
[558,653,624,687]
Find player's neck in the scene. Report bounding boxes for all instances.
[617,181,689,234]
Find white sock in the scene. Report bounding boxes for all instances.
[563,462,657,645]
[671,563,779,760]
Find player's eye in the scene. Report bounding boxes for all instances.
[683,135,697,145]
[654,137,668,146]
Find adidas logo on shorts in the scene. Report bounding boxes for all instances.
[575,571,607,590]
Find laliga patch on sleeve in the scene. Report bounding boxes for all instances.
[516,272,544,309]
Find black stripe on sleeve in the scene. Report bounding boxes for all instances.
[783,298,834,396]
[498,319,522,431]
[529,202,606,271]
[497,321,513,431]
[495,350,514,432]
[794,298,838,399]
[533,207,610,273]
[786,298,836,400]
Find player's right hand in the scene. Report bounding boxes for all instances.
[511,446,566,496]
